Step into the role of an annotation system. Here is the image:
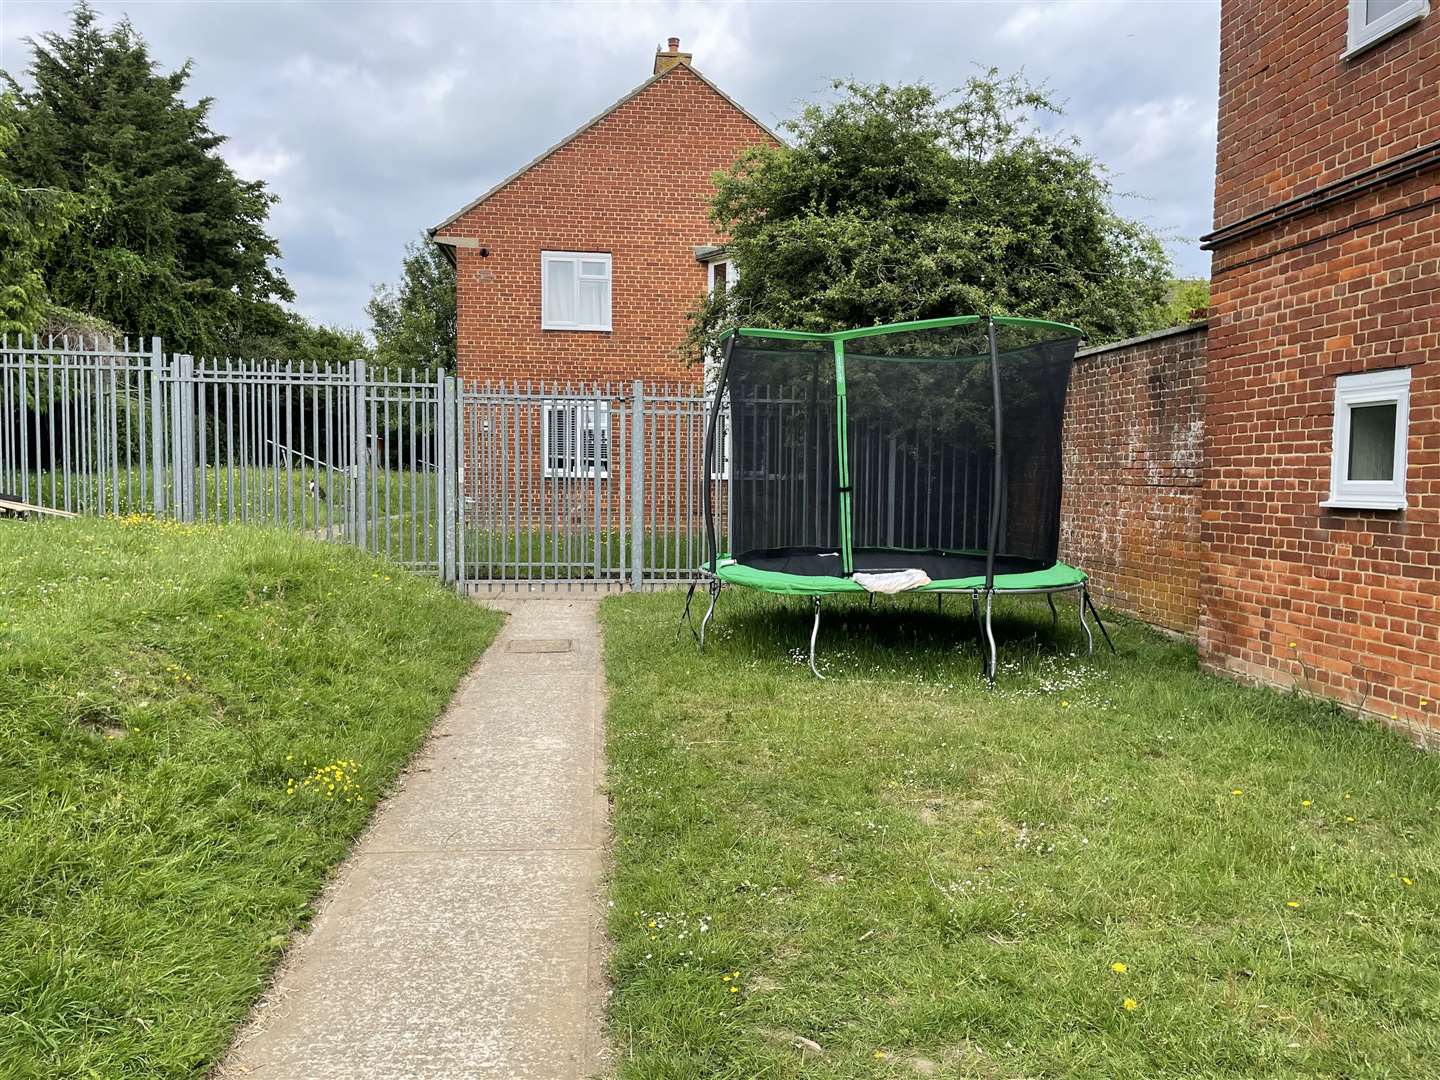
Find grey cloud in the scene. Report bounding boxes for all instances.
[2,0,1218,331]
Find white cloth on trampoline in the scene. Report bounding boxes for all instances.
[852,569,932,594]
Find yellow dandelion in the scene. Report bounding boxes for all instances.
[729,986,738,994]
[1110,962,1128,974]
[1301,799,1312,807]
[1402,877,1415,887]
[1286,901,1300,908]
[1123,998,1139,1011]
[1345,815,1355,822]
[874,1050,886,1059]
[1231,789,1243,797]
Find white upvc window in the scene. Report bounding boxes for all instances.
[704,258,736,480]
[1323,367,1411,510]
[541,251,612,331]
[1347,0,1429,56]
[707,257,735,296]
[542,399,611,478]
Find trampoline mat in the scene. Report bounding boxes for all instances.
[737,547,1048,580]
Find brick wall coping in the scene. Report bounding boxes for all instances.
[1076,321,1208,360]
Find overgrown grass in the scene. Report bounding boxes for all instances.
[602,590,1440,1078]
[0,517,501,1078]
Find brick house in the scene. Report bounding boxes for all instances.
[1198,0,1439,732]
[427,39,778,388]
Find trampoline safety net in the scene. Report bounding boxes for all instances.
[705,317,1081,585]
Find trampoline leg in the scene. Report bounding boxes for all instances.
[983,590,998,685]
[1046,591,1058,628]
[808,596,825,680]
[1077,587,1094,657]
[937,592,943,614]
[677,579,699,643]
[868,592,875,610]
[698,581,722,653]
[1084,586,1117,655]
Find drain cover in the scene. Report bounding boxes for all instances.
[506,638,572,654]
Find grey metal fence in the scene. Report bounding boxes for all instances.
[0,335,729,590]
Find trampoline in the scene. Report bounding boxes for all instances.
[687,315,1113,681]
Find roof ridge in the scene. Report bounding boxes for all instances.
[428,62,781,237]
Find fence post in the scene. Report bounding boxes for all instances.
[436,368,451,584]
[170,353,195,521]
[149,338,167,516]
[630,380,644,589]
[451,373,465,591]
[351,358,368,550]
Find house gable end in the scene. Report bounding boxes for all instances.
[431,63,778,236]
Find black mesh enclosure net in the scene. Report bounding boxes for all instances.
[721,334,841,567]
[705,318,1081,584]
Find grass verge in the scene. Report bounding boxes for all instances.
[602,589,1440,1078]
[0,516,501,1078]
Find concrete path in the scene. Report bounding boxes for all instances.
[219,596,609,1080]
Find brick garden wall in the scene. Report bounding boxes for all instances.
[1202,0,1440,736]
[1061,325,1208,635]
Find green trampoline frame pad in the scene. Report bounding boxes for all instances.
[711,558,1087,596]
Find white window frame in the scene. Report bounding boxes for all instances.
[540,251,612,332]
[1346,0,1429,57]
[1322,367,1410,510]
[704,259,736,480]
[541,399,611,479]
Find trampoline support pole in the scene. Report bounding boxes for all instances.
[983,590,997,685]
[1084,586,1117,655]
[809,596,825,680]
[1047,592,1058,628]
[1078,587,1094,656]
[699,581,722,653]
[677,579,700,643]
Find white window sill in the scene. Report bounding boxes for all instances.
[1320,497,1406,511]
[1345,5,1429,58]
[541,325,611,333]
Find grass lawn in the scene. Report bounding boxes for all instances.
[602,590,1440,1078]
[0,517,502,1078]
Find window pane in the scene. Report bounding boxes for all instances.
[1366,0,1409,21]
[1348,402,1397,481]
[580,260,608,277]
[711,261,728,293]
[545,259,576,324]
[578,279,606,327]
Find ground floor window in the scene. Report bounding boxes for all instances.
[1323,367,1410,510]
[542,400,610,478]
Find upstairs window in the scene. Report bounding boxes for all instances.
[542,399,610,478]
[704,258,737,479]
[1347,0,1429,56]
[541,251,611,331]
[1323,368,1410,510]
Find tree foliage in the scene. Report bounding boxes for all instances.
[1155,278,1209,327]
[0,2,293,353]
[366,237,456,371]
[0,100,75,335]
[684,74,1175,360]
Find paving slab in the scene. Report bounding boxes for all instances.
[218,596,609,1080]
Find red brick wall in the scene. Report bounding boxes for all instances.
[1061,325,1207,635]
[441,64,775,387]
[1204,0,1440,736]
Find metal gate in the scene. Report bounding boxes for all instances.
[0,336,726,590]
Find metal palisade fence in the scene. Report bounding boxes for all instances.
[0,335,729,589]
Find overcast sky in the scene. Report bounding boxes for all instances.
[1,0,1220,333]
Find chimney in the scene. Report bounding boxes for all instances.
[653,36,692,75]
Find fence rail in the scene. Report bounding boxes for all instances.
[0,336,730,589]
